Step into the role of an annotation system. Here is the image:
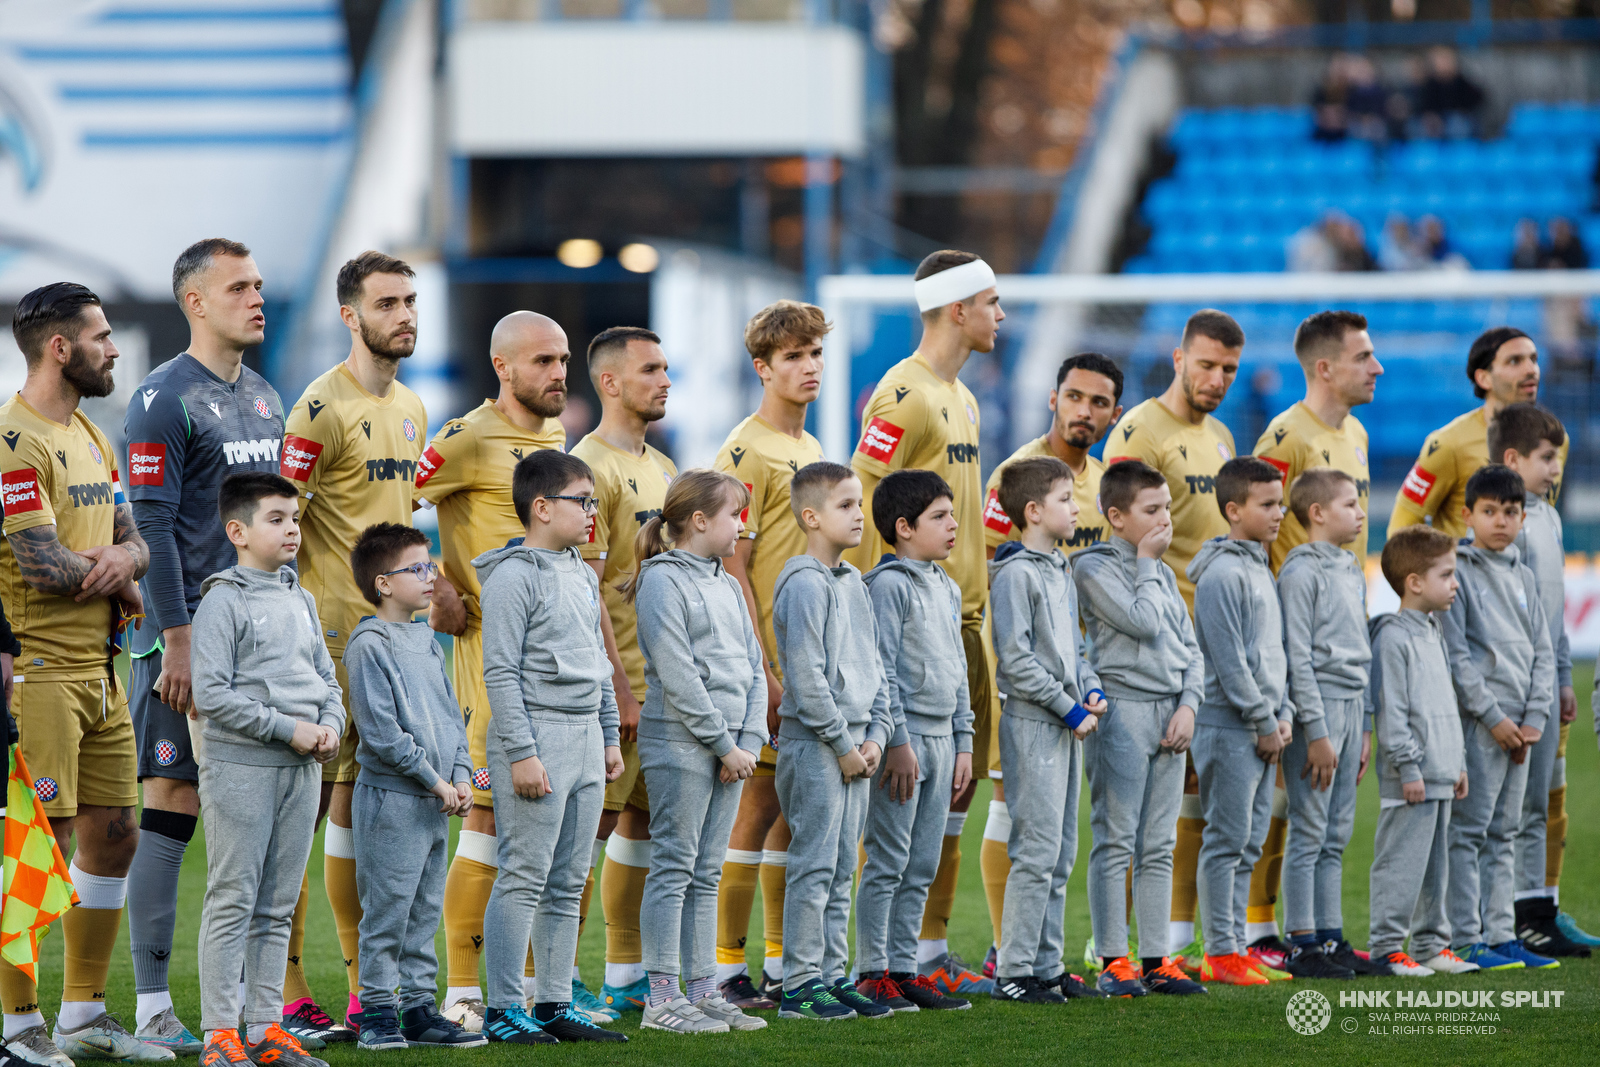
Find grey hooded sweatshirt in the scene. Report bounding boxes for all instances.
[772,555,893,757]
[1277,540,1372,742]
[863,556,973,751]
[989,546,1101,728]
[191,564,344,766]
[346,616,472,796]
[1369,610,1466,801]
[1188,537,1292,735]
[1073,535,1203,709]
[1515,493,1573,692]
[1440,541,1555,734]
[635,549,766,758]
[474,543,620,764]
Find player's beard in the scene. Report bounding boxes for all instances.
[358,314,416,360]
[62,341,114,398]
[512,370,566,419]
[1180,368,1223,414]
[1062,420,1098,449]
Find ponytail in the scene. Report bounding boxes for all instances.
[620,468,750,603]
[622,514,669,602]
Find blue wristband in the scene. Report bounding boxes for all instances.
[1062,690,1105,731]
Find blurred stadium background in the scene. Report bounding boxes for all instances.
[6,1,1600,574]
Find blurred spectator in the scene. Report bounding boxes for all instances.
[1344,55,1389,142]
[1379,214,1430,271]
[1545,216,1589,269]
[1417,47,1483,139]
[1417,215,1470,270]
[1288,212,1340,271]
[1311,55,1351,142]
[1331,215,1377,271]
[1384,56,1424,141]
[1511,218,1544,270]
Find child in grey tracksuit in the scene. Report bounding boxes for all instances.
[634,548,766,1013]
[856,555,973,985]
[345,615,472,1024]
[1367,609,1466,966]
[191,563,344,1039]
[990,545,1102,983]
[1277,540,1371,955]
[1188,537,1293,962]
[475,542,620,1017]
[1442,539,1554,955]
[772,555,893,998]
[1073,535,1203,973]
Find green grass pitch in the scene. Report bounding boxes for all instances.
[37,665,1600,1064]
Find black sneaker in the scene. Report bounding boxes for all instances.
[991,975,1066,1004]
[1246,935,1293,971]
[777,979,855,1021]
[1045,972,1106,999]
[1323,939,1390,976]
[1285,943,1356,979]
[399,1006,487,1047]
[756,970,785,1003]
[1140,958,1208,995]
[536,1005,627,1043]
[481,1005,557,1045]
[854,973,916,1012]
[718,972,778,1010]
[1516,897,1592,958]
[355,1005,407,1051]
[891,972,970,1010]
[830,979,893,1018]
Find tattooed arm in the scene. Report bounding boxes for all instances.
[73,503,147,601]
[9,503,147,600]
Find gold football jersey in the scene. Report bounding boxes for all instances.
[1254,402,1372,574]
[981,435,1110,556]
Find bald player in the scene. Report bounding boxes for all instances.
[974,350,1122,971]
[847,249,1000,996]
[568,327,677,1014]
[1244,310,1382,966]
[416,311,573,1029]
[1104,308,1242,968]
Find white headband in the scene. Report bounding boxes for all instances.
[913,259,997,312]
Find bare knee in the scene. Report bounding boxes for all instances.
[617,804,650,840]
[74,805,141,875]
[140,776,199,817]
[464,803,496,836]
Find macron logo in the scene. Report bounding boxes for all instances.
[280,435,323,481]
[223,438,282,465]
[141,389,158,410]
[129,443,166,486]
[1400,463,1437,506]
[858,417,904,465]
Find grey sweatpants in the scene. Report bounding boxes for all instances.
[482,716,604,1008]
[1515,711,1561,893]
[639,738,745,979]
[775,734,869,992]
[197,758,319,1032]
[1083,696,1184,961]
[1193,724,1275,958]
[1448,719,1528,947]
[997,713,1082,978]
[856,732,955,975]
[1369,799,1452,960]
[1281,695,1364,933]
[354,784,448,1010]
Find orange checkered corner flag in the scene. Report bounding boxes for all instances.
[2,747,77,979]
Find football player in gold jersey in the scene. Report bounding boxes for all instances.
[1246,310,1383,968]
[416,311,572,1027]
[711,301,828,1006]
[849,250,1000,995]
[0,283,162,1062]
[569,327,677,1014]
[278,253,426,1039]
[1103,308,1243,971]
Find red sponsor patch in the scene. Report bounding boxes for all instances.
[279,435,323,482]
[2,468,44,514]
[858,417,905,465]
[1261,455,1290,480]
[416,445,445,488]
[982,488,1012,534]
[1400,463,1437,506]
[128,442,166,486]
[1106,456,1137,466]
[740,482,754,524]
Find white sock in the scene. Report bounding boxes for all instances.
[5,1013,46,1039]
[443,986,481,1010]
[945,812,968,836]
[1245,921,1279,942]
[572,965,582,982]
[1553,887,1561,906]
[762,956,782,981]
[982,800,1011,842]
[716,962,747,983]
[454,830,498,867]
[605,962,644,987]
[246,1023,270,1045]
[135,990,174,1031]
[56,1001,104,1031]
[523,976,535,1001]
[323,822,355,859]
[238,981,247,1012]
[917,938,948,965]
[1169,921,1195,954]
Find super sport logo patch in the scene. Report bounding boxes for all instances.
[415,445,445,488]
[1,468,44,514]
[741,482,753,524]
[1401,463,1437,506]
[858,418,904,465]
[982,488,1012,534]
[129,443,166,486]
[280,435,323,482]
[1260,455,1290,481]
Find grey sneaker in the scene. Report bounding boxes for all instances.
[134,1010,203,1056]
[6,1025,73,1067]
[52,1015,174,1062]
[690,995,767,1031]
[640,998,729,1034]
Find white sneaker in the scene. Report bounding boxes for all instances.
[52,1015,174,1062]
[1418,949,1480,975]
[6,1025,74,1067]
[440,999,485,1033]
[691,995,767,1031]
[1378,951,1435,977]
[133,1009,202,1056]
[641,998,730,1034]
